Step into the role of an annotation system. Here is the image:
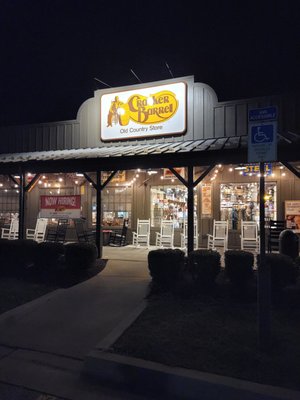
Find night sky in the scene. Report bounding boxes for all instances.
[0,1,299,126]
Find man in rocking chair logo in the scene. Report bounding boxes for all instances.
[101,81,187,141]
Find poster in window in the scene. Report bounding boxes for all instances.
[285,200,300,229]
[163,168,185,179]
[201,184,212,217]
[40,195,81,219]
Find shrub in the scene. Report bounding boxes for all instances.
[0,239,38,276]
[35,241,65,271]
[188,249,221,290]
[64,242,97,271]
[148,249,185,287]
[257,253,298,290]
[224,250,254,286]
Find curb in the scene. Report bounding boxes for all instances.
[84,350,300,400]
[84,298,300,400]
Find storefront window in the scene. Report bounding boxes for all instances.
[220,182,277,229]
[151,185,197,228]
[92,186,132,227]
[0,189,19,227]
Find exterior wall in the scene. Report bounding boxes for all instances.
[2,77,299,155]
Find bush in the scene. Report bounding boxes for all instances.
[0,239,38,276]
[188,249,221,290]
[35,241,65,271]
[257,253,298,290]
[148,249,185,287]
[224,250,254,286]
[64,242,97,271]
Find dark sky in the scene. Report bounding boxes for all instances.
[0,0,300,126]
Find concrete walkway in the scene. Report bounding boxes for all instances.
[0,249,155,399]
[0,253,150,359]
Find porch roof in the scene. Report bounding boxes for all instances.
[0,132,298,174]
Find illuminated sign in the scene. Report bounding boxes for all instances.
[100,82,187,141]
[242,163,272,176]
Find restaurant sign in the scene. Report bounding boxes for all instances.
[40,195,81,219]
[100,82,187,141]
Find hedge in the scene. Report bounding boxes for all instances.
[188,249,221,289]
[224,250,254,286]
[64,242,97,270]
[148,249,185,287]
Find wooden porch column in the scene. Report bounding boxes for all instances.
[187,166,194,255]
[96,171,102,258]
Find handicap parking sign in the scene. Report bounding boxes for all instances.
[251,125,274,144]
[248,121,277,162]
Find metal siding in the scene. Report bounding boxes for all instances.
[36,127,43,150]
[65,124,73,149]
[28,127,36,151]
[57,125,65,149]
[49,126,57,149]
[193,86,204,139]
[214,107,225,138]
[42,126,50,150]
[236,104,247,135]
[225,105,236,137]
[203,87,215,139]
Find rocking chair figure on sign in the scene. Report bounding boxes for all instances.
[207,220,229,251]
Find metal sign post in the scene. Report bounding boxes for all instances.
[248,106,277,352]
[258,162,271,351]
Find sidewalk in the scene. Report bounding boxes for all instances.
[0,252,153,399]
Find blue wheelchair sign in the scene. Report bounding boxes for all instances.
[251,125,273,144]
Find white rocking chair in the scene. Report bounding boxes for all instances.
[180,219,199,249]
[207,220,228,251]
[26,218,48,243]
[240,220,260,252]
[1,218,19,240]
[156,220,174,248]
[132,219,150,247]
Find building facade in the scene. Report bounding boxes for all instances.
[0,76,299,249]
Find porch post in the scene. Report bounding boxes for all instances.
[96,171,103,258]
[18,171,25,239]
[187,166,194,255]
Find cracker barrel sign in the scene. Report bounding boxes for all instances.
[101,82,187,141]
[40,195,81,219]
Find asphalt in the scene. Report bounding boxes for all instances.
[0,245,299,400]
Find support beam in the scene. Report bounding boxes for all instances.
[18,172,25,240]
[101,171,118,189]
[193,165,215,187]
[8,175,20,187]
[25,174,40,192]
[96,171,102,258]
[168,167,188,187]
[187,166,194,255]
[83,173,97,190]
[280,161,300,179]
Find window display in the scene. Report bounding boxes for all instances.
[151,185,197,228]
[220,182,276,230]
[92,186,132,227]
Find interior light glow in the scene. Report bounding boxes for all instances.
[229,168,233,172]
